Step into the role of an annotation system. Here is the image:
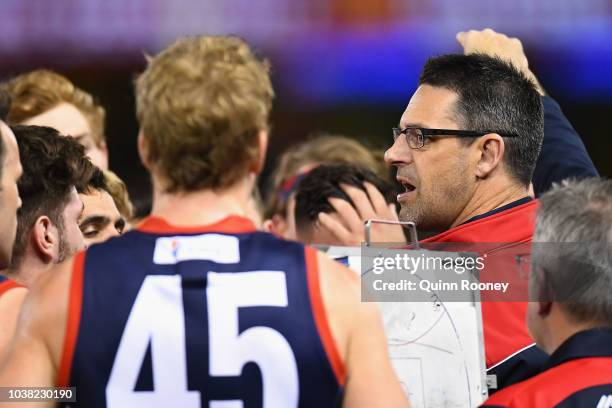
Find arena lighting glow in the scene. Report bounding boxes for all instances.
[0,0,610,103]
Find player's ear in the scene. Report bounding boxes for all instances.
[137,130,151,171]
[32,216,57,262]
[475,133,505,179]
[252,129,268,174]
[537,301,553,317]
[263,214,287,238]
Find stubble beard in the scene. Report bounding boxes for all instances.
[55,221,77,264]
[398,169,471,233]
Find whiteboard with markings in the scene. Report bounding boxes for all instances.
[322,245,488,408]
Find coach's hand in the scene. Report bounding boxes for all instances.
[456,28,545,95]
[317,182,407,246]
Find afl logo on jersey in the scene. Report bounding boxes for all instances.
[153,234,240,265]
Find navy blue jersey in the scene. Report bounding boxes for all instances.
[59,216,344,408]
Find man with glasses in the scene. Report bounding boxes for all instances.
[390,53,545,392]
[384,51,541,237]
[318,44,546,392]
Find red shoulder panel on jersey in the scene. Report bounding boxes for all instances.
[0,278,22,297]
[304,246,347,386]
[57,251,86,387]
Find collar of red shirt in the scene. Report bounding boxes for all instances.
[421,199,539,244]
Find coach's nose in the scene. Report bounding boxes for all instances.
[385,134,415,167]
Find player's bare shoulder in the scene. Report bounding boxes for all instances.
[0,253,80,392]
[17,252,78,363]
[312,249,361,361]
[0,287,28,357]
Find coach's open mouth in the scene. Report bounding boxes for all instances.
[397,178,416,201]
[403,182,416,192]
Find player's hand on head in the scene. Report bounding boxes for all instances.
[456,28,545,95]
[317,182,406,246]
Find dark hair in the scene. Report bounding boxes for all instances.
[0,89,12,180]
[79,166,108,195]
[10,125,95,268]
[0,89,11,122]
[264,134,388,219]
[419,53,544,185]
[294,164,396,234]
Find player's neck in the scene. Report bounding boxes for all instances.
[150,174,255,227]
[543,311,602,355]
[6,251,49,287]
[450,176,529,228]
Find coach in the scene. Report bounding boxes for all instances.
[318,31,547,392]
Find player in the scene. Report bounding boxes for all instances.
[293,163,396,245]
[264,134,388,240]
[0,36,408,408]
[0,89,25,354]
[4,69,109,169]
[0,125,92,353]
[78,168,126,246]
[3,125,91,287]
[102,170,134,227]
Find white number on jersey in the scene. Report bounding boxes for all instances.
[597,395,612,408]
[106,272,299,407]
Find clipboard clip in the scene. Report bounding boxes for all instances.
[364,219,419,248]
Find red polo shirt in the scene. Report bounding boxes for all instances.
[422,199,546,392]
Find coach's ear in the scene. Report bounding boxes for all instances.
[32,216,57,263]
[474,133,505,179]
[252,129,268,174]
[137,130,151,171]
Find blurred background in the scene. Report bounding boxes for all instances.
[0,0,610,211]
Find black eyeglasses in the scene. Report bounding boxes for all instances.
[392,127,519,149]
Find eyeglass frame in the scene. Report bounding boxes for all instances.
[392,126,519,149]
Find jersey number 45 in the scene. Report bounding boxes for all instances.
[105,271,299,408]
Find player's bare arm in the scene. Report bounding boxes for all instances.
[0,288,27,360]
[316,251,410,407]
[0,259,73,407]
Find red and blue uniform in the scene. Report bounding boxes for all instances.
[0,275,21,297]
[481,329,612,407]
[422,198,547,393]
[58,215,344,407]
